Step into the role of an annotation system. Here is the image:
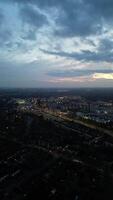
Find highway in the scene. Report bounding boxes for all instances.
[23,107,113,138]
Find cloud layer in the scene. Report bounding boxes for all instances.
[0,0,113,87]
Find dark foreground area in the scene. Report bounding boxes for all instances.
[0,89,113,200]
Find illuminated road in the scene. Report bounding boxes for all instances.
[23,107,113,138]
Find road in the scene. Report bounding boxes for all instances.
[24,107,113,138]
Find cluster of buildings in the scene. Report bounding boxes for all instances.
[15,95,113,125]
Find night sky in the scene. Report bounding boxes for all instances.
[0,0,113,88]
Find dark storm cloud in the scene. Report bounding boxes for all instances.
[0,9,4,25]
[98,38,113,51]
[5,0,113,37]
[54,1,102,37]
[52,0,113,37]
[22,30,37,40]
[7,0,113,18]
[0,9,12,45]
[48,69,113,78]
[0,30,11,43]
[2,0,113,56]
[85,0,113,19]
[20,5,48,28]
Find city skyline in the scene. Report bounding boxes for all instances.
[0,0,113,88]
